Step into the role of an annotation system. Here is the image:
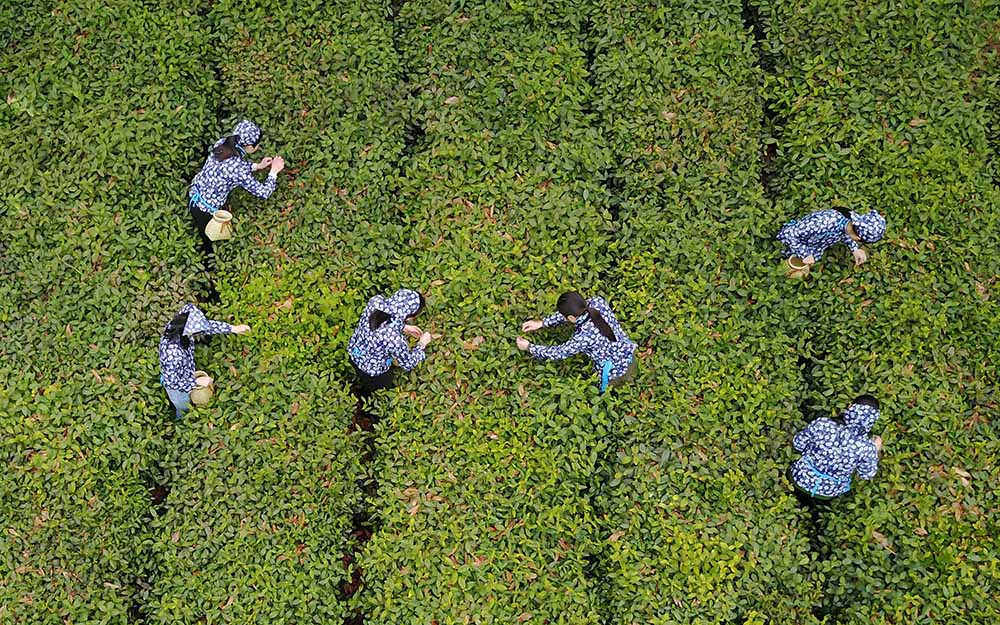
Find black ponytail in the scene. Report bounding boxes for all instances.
[212,135,241,161]
[557,291,616,342]
[164,312,191,349]
[369,310,392,331]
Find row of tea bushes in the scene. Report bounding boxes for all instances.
[357,1,619,622]
[587,1,823,622]
[760,0,1000,621]
[145,0,403,621]
[146,282,365,623]
[0,2,222,621]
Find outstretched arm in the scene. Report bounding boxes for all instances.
[388,333,426,371]
[527,332,586,362]
[236,162,277,199]
[541,312,568,328]
[201,318,235,335]
[843,231,861,252]
[855,442,879,481]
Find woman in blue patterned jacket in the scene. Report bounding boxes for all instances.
[188,120,286,267]
[517,292,637,392]
[777,208,887,268]
[158,303,250,419]
[347,289,433,396]
[789,395,883,501]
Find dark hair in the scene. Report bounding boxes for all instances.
[368,293,426,331]
[212,135,241,161]
[557,291,615,342]
[369,310,391,331]
[164,312,191,349]
[853,394,880,410]
[833,207,851,220]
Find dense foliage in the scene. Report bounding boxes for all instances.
[147,0,400,621]
[1,0,997,623]
[759,1,1000,621]
[2,2,216,620]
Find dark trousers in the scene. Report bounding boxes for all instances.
[188,202,216,272]
[352,362,396,397]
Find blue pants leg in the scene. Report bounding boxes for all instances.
[165,387,191,420]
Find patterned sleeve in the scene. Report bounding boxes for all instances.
[528,331,587,362]
[793,420,821,453]
[541,312,567,328]
[842,230,861,252]
[387,332,426,371]
[202,319,234,336]
[236,161,277,199]
[387,315,406,334]
[855,441,879,480]
[784,215,818,259]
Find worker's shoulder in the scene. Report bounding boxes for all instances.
[808,417,840,432]
[588,295,611,310]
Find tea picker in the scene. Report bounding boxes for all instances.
[347,289,434,396]
[777,208,886,277]
[517,291,637,393]
[158,303,250,419]
[788,395,883,503]
[187,119,286,268]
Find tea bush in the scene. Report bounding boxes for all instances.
[146,275,365,623]
[584,1,824,622]
[145,0,402,621]
[355,2,617,622]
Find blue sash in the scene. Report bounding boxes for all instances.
[803,456,850,496]
[189,188,219,214]
[599,360,613,393]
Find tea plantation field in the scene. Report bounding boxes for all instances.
[2,1,998,623]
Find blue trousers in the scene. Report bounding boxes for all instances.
[165,386,191,420]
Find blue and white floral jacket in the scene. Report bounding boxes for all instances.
[188,120,275,212]
[777,209,887,261]
[791,403,880,497]
[528,296,636,381]
[777,209,860,261]
[348,289,426,376]
[159,304,233,392]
